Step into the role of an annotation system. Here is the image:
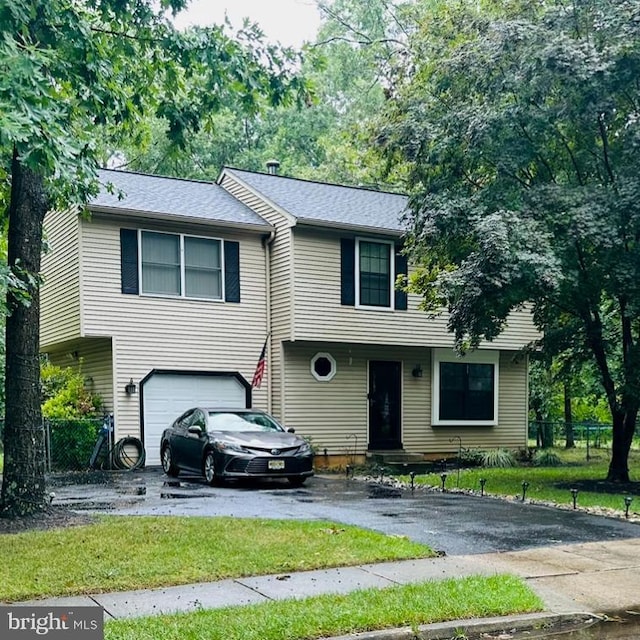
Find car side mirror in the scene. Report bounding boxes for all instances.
[287,427,295,434]
[188,425,204,436]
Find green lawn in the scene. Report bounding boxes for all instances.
[4,449,608,636]
[411,448,639,514]
[0,516,434,602]
[105,575,543,640]
[0,513,542,637]
[0,484,546,637]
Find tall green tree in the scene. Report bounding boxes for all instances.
[380,0,640,481]
[117,0,413,188]
[0,0,304,517]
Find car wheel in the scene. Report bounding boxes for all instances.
[203,451,219,486]
[161,444,179,477]
[287,476,306,488]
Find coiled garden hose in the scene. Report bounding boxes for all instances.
[112,437,146,470]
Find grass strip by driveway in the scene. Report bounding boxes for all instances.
[105,575,543,640]
[414,449,638,514]
[0,516,434,602]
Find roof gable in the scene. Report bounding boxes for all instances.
[92,169,271,229]
[222,168,408,234]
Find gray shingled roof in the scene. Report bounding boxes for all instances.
[92,169,271,229]
[223,168,408,233]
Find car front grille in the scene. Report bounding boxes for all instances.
[226,456,313,475]
[245,446,300,456]
[226,458,251,473]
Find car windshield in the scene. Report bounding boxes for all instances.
[206,411,284,433]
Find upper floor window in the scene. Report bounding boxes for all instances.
[357,240,392,308]
[340,238,407,311]
[141,231,222,300]
[432,349,499,426]
[120,229,241,303]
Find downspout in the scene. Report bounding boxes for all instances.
[263,230,276,414]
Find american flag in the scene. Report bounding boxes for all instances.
[251,337,268,389]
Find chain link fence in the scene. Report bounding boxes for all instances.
[0,417,103,472]
[528,420,615,449]
[45,417,104,472]
[0,416,145,473]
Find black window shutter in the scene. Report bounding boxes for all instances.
[120,229,139,295]
[340,238,355,306]
[394,248,408,311]
[224,240,241,303]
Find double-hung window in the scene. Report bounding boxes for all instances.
[184,236,222,299]
[141,232,181,296]
[432,349,499,426]
[356,239,394,309]
[340,238,407,310]
[140,231,223,300]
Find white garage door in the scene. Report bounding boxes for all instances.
[142,372,247,465]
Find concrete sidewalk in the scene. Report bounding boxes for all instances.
[12,537,640,626]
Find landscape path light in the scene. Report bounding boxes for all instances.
[521,481,529,502]
[479,478,487,497]
[570,488,579,510]
[624,496,633,519]
[440,472,447,492]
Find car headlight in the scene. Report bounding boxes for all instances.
[298,441,313,455]
[214,440,246,453]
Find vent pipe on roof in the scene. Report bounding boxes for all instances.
[266,159,280,175]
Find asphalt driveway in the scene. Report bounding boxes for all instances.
[50,469,640,556]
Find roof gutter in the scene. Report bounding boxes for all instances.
[89,205,275,234]
[295,218,405,238]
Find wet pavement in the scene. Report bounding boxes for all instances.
[27,469,640,637]
[48,469,640,556]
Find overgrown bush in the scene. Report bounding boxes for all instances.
[532,449,562,467]
[41,361,102,419]
[482,448,516,468]
[458,448,485,468]
[41,362,103,470]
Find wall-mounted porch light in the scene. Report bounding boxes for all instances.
[125,378,137,395]
[412,364,423,378]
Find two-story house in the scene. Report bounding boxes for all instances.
[40,167,538,467]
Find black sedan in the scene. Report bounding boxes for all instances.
[160,407,314,486]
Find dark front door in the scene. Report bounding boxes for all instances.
[368,360,402,450]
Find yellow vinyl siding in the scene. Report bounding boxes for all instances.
[283,342,370,453]
[282,342,528,456]
[41,207,81,347]
[219,173,294,420]
[79,216,269,439]
[292,228,539,350]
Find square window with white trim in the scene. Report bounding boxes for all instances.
[432,349,499,426]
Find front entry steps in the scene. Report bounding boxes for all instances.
[366,450,433,474]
